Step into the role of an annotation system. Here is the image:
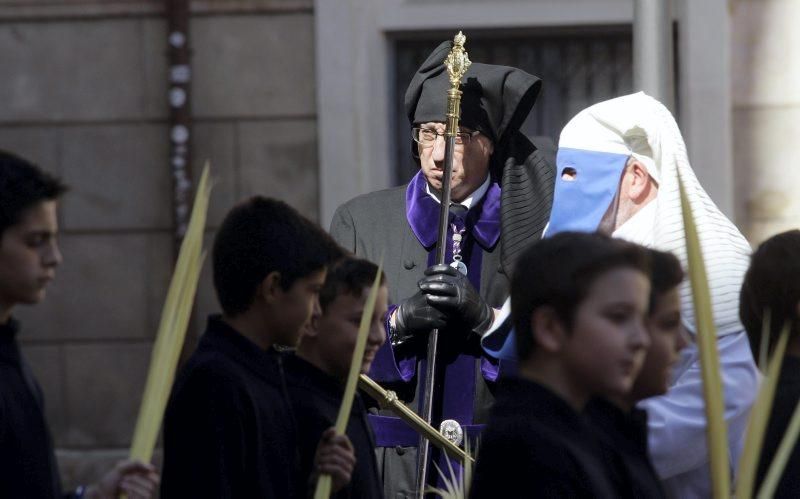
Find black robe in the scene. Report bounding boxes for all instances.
[0,318,64,499]
[755,355,800,497]
[470,377,619,498]
[282,353,383,499]
[586,398,665,499]
[161,315,298,499]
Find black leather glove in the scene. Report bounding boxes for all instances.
[392,289,448,347]
[418,264,494,336]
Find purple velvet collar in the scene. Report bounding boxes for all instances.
[405,171,501,250]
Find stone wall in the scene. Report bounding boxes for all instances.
[732,0,800,245]
[0,0,315,489]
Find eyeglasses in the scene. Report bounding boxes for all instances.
[411,127,480,147]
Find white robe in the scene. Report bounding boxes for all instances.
[486,92,759,498]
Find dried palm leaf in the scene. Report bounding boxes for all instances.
[426,438,475,499]
[757,398,800,498]
[736,317,789,498]
[313,260,383,499]
[129,163,212,462]
[678,172,730,499]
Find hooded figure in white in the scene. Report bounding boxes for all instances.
[483,92,758,498]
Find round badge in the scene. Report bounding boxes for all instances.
[439,419,464,447]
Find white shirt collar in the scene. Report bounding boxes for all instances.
[425,175,490,210]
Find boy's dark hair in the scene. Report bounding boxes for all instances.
[319,257,387,313]
[212,196,345,316]
[647,248,684,313]
[512,231,651,361]
[740,230,800,358]
[0,150,67,238]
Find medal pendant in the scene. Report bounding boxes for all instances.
[450,259,468,276]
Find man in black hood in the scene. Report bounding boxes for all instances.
[330,39,554,496]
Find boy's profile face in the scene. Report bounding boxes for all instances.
[561,267,650,399]
[632,287,687,399]
[0,200,61,310]
[315,284,389,380]
[271,269,327,347]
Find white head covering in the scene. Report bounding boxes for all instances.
[560,92,751,337]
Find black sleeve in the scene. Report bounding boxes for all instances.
[0,393,5,445]
[160,367,252,499]
[470,432,584,499]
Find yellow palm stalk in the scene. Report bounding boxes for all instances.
[757,399,800,497]
[314,261,383,499]
[678,172,730,499]
[736,318,789,498]
[129,163,212,462]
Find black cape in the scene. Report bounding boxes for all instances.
[586,398,665,499]
[161,315,298,498]
[282,353,383,499]
[756,355,800,497]
[470,377,619,498]
[0,318,64,499]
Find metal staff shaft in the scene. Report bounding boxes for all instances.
[416,32,470,497]
[416,134,456,496]
[359,374,473,463]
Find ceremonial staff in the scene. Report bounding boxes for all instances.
[416,31,471,496]
[359,374,472,464]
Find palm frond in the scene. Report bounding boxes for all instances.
[426,437,476,499]
[678,172,730,498]
[736,318,789,498]
[757,398,800,498]
[314,260,383,499]
[129,162,212,462]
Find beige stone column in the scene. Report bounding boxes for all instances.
[732,0,800,245]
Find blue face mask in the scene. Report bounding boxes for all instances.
[546,147,630,236]
[481,147,631,361]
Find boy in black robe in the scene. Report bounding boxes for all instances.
[587,248,688,499]
[470,232,651,498]
[739,229,800,497]
[284,257,388,498]
[161,197,354,498]
[0,150,159,499]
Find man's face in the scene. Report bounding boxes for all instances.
[562,267,651,399]
[315,285,389,380]
[271,269,327,347]
[417,122,493,203]
[597,160,657,235]
[632,288,688,399]
[0,200,61,310]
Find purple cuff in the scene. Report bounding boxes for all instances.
[480,356,500,382]
[368,304,417,383]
